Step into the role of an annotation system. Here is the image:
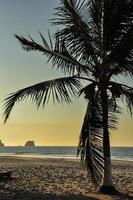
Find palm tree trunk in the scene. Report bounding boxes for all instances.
[99,89,118,194]
[101,89,113,186]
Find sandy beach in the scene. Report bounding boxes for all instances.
[0,156,132,200]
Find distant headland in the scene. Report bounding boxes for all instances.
[24,141,35,147]
[0,140,4,146]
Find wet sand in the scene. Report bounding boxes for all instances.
[0,156,132,200]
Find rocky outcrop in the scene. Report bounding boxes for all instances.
[0,140,4,146]
[25,141,35,147]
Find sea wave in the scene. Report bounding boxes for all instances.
[0,146,132,161]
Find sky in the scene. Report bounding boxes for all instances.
[0,0,132,146]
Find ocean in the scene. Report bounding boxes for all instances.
[0,146,132,161]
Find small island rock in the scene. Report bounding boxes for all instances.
[25,141,35,147]
[0,140,4,146]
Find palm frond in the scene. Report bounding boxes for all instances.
[107,97,120,130]
[3,76,81,123]
[79,82,119,130]
[78,94,104,186]
[15,34,91,76]
[77,84,120,186]
[109,82,133,112]
[79,82,96,98]
[53,0,90,27]
[118,84,133,116]
[104,0,133,50]
[105,0,133,76]
[90,0,103,50]
[52,0,98,67]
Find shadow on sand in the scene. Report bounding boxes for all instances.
[0,186,133,200]
[0,178,132,200]
[110,193,133,200]
[0,189,99,200]
[0,176,17,182]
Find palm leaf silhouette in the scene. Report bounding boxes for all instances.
[4,76,81,123]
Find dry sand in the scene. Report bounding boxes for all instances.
[0,156,132,200]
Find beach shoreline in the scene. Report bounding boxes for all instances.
[0,156,132,200]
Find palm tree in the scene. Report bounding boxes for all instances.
[3,0,133,194]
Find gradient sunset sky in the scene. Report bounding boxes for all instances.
[0,0,133,146]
